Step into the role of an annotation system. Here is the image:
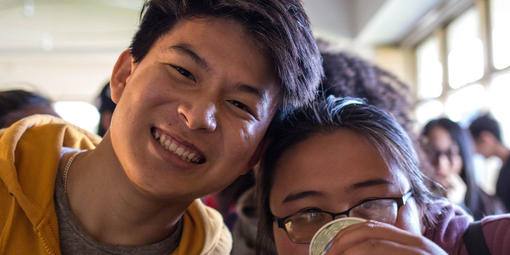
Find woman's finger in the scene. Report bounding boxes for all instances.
[325,221,446,255]
[328,239,425,255]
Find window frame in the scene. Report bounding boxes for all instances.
[408,0,510,124]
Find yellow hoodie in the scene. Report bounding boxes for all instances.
[0,115,231,254]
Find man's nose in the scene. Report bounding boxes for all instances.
[177,100,217,132]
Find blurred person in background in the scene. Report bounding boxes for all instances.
[203,170,255,230]
[421,117,505,220]
[0,89,59,128]
[318,47,413,132]
[469,114,510,210]
[95,82,116,137]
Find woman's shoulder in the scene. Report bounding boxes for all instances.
[425,199,510,254]
[480,214,510,255]
[424,199,473,254]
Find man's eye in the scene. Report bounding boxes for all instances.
[170,65,195,81]
[227,100,254,116]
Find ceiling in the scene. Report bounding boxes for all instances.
[0,0,444,102]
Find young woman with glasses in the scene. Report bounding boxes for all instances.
[256,96,510,255]
[421,118,506,220]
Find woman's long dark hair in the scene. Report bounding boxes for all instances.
[422,118,482,219]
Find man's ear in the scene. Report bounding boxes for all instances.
[245,138,271,175]
[110,49,135,104]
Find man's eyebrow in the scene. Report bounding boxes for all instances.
[236,83,266,102]
[282,190,326,204]
[347,178,394,192]
[168,44,209,70]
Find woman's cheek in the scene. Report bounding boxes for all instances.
[395,199,423,235]
[452,155,463,175]
[273,226,309,255]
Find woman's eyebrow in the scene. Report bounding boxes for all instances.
[281,179,394,204]
[347,178,394,192]
[282,190,326,204]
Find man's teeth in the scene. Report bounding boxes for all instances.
[152,129,203,163]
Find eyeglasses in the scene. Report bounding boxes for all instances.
[273,191,413,244]
[423,145,460,165]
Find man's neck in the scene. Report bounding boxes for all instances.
[64,135,191,246]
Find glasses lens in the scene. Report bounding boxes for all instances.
[350,199,398,224]
[285,211,331,244]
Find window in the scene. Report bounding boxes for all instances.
[414,0,510,136]
[491,0,510,70]
[413,0,510,191]
[54,101,100,133]
[488,71,510,146]
[415,100,443,126]
[416,36,442,99]
[444,84,486,124]
[446,7,484,89]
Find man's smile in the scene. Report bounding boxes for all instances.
[151,127,206,164]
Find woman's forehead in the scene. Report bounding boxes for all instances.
[270,129,410,200]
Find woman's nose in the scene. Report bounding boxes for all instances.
[436,154,451,176]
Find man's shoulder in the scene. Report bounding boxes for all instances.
[502,155,510,170]
[177,200,232,255]
[496,157,510,189]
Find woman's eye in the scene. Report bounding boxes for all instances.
[359,202,376,210]
[227,100,254,116]
[170,65,195,81]
[301,209,327,223]
[305,211,321,220]
[359,200,388,211]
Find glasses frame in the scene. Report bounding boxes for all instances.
[273,190,413,243]
[420,138,460,166]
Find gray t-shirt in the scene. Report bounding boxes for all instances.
[54,149,182,255]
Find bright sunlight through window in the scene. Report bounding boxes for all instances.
[415,100,443,126]
[491,0,510,70]
[489,72,510,146]
[416,36,442,99]
[445,84,486,123]
[54,101,100,134]
[447,8,484,88]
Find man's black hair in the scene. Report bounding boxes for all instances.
[130,0,324,118]
[469,113,502,142]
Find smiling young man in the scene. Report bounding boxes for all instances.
[0,1,323,254]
